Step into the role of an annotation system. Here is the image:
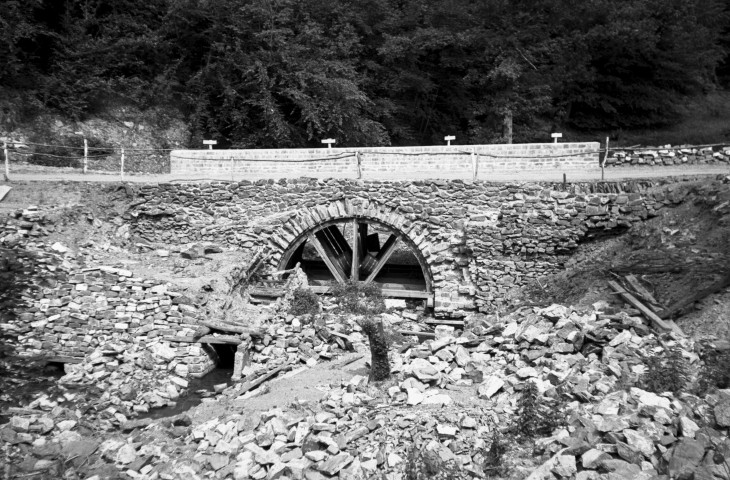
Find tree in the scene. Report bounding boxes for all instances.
[161,0,389,147]
[557,0,728,129]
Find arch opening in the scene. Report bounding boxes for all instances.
[278,217,432,301]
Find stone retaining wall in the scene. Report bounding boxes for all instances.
[605,145,730,167]
[128,179,672,316]
[11,256,215,375]
[170,143,599,179]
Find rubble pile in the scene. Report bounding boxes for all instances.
[606,146,730,167]
[2,301,730,479]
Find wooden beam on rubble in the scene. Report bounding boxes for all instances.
[309,285,433,300]
[658,272,730,320]
[622,274,663,313]
[199,320,265,337]
[163,335,242,345]
[608,280,685,336]
[236,364,293,394]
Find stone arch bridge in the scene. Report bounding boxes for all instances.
[129,178,667,315]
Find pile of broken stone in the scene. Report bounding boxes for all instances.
[5,301,730,479]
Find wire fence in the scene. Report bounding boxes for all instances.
[2,139,729,182]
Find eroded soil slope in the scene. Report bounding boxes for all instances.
[522,177,730,338]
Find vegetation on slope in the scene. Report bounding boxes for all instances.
[1,0,729,148]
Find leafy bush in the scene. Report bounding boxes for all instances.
[289,288,320,316]
[641,343,688,395]
[514,382,564,439]
[329,281,385,316]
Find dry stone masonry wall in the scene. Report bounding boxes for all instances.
[128,179,671,316]
[605,144,730,167]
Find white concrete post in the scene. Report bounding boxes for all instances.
[3,142,9,180]
[120,148,125,180]
[471,152,478,181]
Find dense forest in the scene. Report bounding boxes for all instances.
[1,0,729,147]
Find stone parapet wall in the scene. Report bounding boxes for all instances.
[170,143,599,179]
[605,145,730,167]
[128,178,671,315]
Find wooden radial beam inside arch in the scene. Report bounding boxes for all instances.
[278,217,433,301]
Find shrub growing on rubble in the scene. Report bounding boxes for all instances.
[642,342,688,395]
[514,382,563,439]
[330,281,385,316]
[695,347,730,395]
[405,445,468,480]
[481,430,510,477]
[331,281,389,380]
[289,287,320,316]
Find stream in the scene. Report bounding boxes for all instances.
[136,367,234,420]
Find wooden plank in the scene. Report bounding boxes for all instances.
[397,330,436,338]
[4,407,45,416]
[608,281,684,336]
[248,286,286,297]
[199,320,263,337]
[309,285,433,299]
[237,364,292,392]
[624,275,662,312]
[351,220,360,281]
[319,226,352,275]
[359,223,368,255]
[364,234,400,284]
[329,331,354,343]
[308,233,348,283]
[424,320,464,327]
[163,335,242,344]
[46,356,83,364]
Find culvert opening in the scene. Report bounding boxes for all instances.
[43,361,66,375]
[211,343,236,370]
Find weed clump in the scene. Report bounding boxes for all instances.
[288,287,320,316]
[641,342,688,395]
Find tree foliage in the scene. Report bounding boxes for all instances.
[1,0,728,145]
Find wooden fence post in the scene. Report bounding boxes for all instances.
[602,136,610,181]
[83,137,88,174]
